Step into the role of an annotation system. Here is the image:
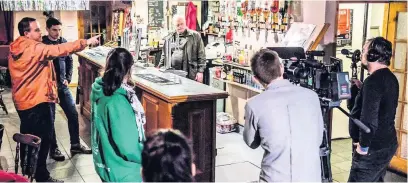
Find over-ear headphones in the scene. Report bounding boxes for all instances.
[366,37,392,64]
[366,38,381,62]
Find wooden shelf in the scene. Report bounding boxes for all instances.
[223,62,252,71]
[201,32,225,37]
[213,77,263,94]
[211,61,224,66]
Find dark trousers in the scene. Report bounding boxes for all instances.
[51,85,80,150]
[348,143,398,182]
[17,102,55,181]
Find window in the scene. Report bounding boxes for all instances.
[78,1,111,47]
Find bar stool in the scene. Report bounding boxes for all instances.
[0,66,8,115]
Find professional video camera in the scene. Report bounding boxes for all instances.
[269,47,370,182]
[282,50,351,102]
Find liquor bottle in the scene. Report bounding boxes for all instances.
[239,69,243,84]
[263,0,271,23]
[249,0,256,22]
[255,0,262,23]
[241,0,248,20]
[239,46,246,65]
[232,69,236,82]
[117,36,121,47]
[242,71,247,84]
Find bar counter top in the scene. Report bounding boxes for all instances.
[75,48,228,103]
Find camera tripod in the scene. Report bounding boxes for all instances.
[319,98,370,182]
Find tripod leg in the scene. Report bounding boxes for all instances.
[320,127,333,182]
[320,105,333,182]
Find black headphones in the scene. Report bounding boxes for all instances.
[366,37,392,63]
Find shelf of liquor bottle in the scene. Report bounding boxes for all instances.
[222,62,252,71]
[211,60,224,66]
[201,32,225,37]
[213,77,263,94]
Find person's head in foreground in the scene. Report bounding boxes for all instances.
[102,47,134,96]
[142,129,195,182]
[250,49,284,87]
[18,17,42,42]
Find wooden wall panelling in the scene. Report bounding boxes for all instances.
[142,92,160,133]
[172,100,216,182]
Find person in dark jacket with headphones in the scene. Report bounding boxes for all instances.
[348,37,399,182]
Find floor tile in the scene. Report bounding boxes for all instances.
[50,167,81,179]
[47,159,75,171]
[334,151,352,161]
[76,165,97,176]
[71,155,94,167]
[62,175,84,182]
[215,162,260,182]
[333,139,352,146]
[82,174,102,183]
[332,161,352,172]
[331,154,346,164]
[216,153,246,166]
[332,171,350,182]
[0,151,14,160]
[330,165,346,174]
[331,144,350,154]
[5,157,15,169]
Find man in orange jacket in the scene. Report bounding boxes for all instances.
[8,17,99,182]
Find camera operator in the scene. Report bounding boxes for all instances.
[348,37,398,182]
[243,49,324,182]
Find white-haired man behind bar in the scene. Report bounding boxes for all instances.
[158,15,206,83]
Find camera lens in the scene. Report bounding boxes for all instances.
[292,67,308,79]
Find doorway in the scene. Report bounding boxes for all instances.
[332,2,387,139]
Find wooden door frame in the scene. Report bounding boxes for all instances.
[77,1,112,40]
[383,1,407,174]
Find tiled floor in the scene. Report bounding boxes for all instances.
[0,88,406,182]
[0,88,98,182]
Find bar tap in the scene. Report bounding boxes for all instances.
[162,31,175,70]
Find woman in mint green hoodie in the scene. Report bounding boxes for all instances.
[90,48,145,182]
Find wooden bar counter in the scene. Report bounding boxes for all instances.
[75,48,228,182]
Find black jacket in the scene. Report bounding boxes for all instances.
[349,68,398,150]
[158,29,206,80]
[42,36,73,87]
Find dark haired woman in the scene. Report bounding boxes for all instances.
[142,129,196,182]
[90,48,145,182]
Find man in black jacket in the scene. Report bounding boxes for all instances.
[348,37,398,182]
[43,17,91,161]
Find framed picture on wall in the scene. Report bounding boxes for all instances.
[336,9,353,47]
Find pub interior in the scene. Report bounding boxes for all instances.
[0,0,406,182]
